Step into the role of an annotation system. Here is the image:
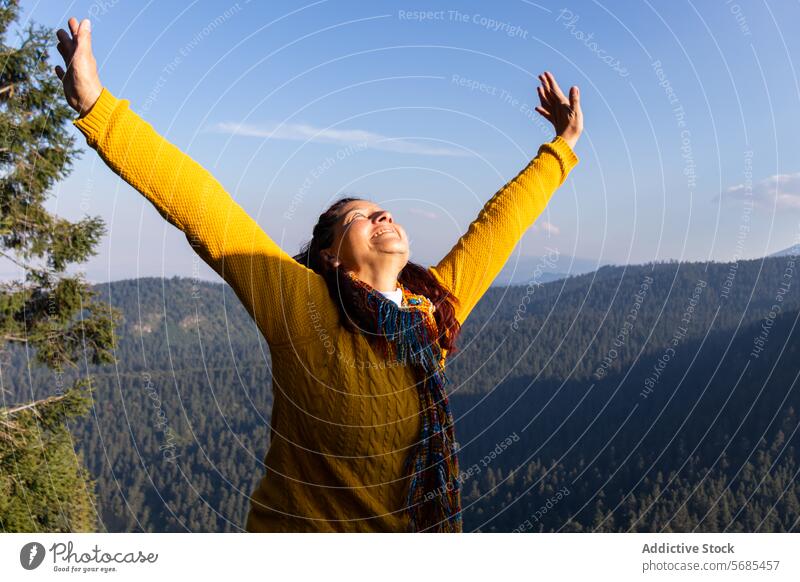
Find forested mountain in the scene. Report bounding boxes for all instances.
[3,255,799,532]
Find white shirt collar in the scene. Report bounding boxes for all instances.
[378,287,403,307]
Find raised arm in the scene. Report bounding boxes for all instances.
[429,136,578,324]
[55,18,327,345]
[428,72,583,325]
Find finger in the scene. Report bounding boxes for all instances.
[540,72,560,108]
[68,17,79,39]
[546,71,568,103]
[56,29,74,54]
[76,18,92,50]
[545,71,567,103]
[538,77,556,103]
[56,41,69,62]
[55,65,65,81]
[537,85,555,111]
[569,85,580,110]
[534,106,552,121]
[539,72,552,96]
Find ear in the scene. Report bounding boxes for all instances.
[321,250,341,268]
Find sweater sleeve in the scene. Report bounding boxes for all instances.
[72,87,328,345]
[428,135,579,325]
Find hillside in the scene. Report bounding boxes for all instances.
[3,256,799,532]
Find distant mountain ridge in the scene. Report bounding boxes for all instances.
[490,253,603,286]
[4,255,799,532]
[770,244,800,258]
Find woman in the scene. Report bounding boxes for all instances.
[55,17,582,533]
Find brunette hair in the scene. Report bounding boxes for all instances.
[292,196,461,353]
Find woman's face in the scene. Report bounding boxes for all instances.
[323,199,409,272]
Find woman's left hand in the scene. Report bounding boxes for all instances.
[534,71,583,150]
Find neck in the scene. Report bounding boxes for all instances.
[349,265,401,292]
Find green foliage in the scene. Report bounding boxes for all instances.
[0,0,120,532]
[0,381,98,532]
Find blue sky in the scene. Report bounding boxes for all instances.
[12,0,800,284]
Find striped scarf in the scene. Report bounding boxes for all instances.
[344,270,463,533]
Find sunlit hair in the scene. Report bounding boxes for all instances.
[292,196,462,353]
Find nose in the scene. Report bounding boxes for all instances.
[375,210,393,223]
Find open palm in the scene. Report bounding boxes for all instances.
[534,71,583,149]
[54,17,102,117]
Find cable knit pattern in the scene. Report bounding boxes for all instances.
[73,87,579,532]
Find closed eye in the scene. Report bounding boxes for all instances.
[346,211,370,224]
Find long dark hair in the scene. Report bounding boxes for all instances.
[292,196,462,353]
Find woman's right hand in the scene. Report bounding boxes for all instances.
[54,17,103,117]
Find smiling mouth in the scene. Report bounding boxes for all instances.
[371,228,397,239]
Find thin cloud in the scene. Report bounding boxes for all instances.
[408,207,439,219]
[720,172,800,209]
[211,121,470,157]
[532,220,560,235]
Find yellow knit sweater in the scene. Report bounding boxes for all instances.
[73,87,579,532]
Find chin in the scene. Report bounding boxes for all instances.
[385,245,409,255]
[371,239,407,251]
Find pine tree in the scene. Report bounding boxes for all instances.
[0,0,121,532]
[0,385,98,531]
